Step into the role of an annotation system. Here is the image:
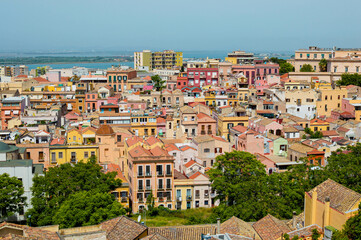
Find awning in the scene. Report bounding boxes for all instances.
[4,111,10,115]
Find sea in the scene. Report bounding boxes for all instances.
[3,50,293,70]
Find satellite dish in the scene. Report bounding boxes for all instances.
[137,215,141,222]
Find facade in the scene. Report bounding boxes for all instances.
[187,68,218,87]
[134,50,183,70]
[225,50,255,65]
[106,67,137,92]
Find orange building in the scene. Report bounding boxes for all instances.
[106,68,137,93]
[1,97,25,130]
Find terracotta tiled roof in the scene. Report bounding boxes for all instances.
[157,117,166,123]
[252,214,291,240]
[289,143,315,153]
[220,216,261,239]
[197,113,216,122]
[286,224,322,239]
[104,163,127,183]
[165,143,179,152]
[320,130,338,137]
[310,119,328,124]
[146,136,162,146]
[179,145,196,152]
[308,179,361,213]
[126,136,144,147]
[141,233,170,240]
[100,216,147,240]
[337,126,350,133]
[174,169,188,180]
[33,77,49,82]
[0,222,60,239]
[50,138,65,146]
[184,160,200,168]
[149,146,168,156]
[129,145,151,158]
[232,125,248,133]
[189,171,208,180]
[149,224,217,240]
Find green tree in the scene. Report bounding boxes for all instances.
[53,191,125,228]
[151,75,166,91]
[269,57,294,74]
[26,157,122,226]
[311,228,321,240]
[0,173,26,220]
[300,64,314,72]
[324,144,361,193]
[337,73,361,87]
[319,59,327,72]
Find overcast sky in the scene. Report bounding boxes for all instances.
[2,0,361,53]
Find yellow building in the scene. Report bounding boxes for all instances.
[67,127,96,145]
[174,172,194,210]
[217,108,249,140]
[309,119,330,132]
[316,86,347,117]
[305,179,361,230]
[204,91,216,106]
[224,57,238,64]
[130,114,158,137]
[49,145,98,165]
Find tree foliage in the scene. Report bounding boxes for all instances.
[319,59,327,72]
[208,151,326,222]
[337,73,361,87]
[0,173,26,219]
[270,57,294,75]
[27,157,122,227]
[53,191,125,228]
[151,75,166,91]
[332,203,361,239]
[304,127,323,139]
[300,64,314,72]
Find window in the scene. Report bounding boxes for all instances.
[286,98,290,102]
[300,53,303,58]
[314,54,317,58]
[345,66,349,72]
[166,179,171,189]
[166,164,171,175]
[146,179,151,190]
[156,165,163,176]
[138,166,143,176]
[204,200,209,205]
[58,152,63,158]
[91,151,95,156]
[138,180,143,190]
[357,67,360,73]
[203,161,206,167]
[158,179,163,189]
[84,151,89,159]
[204,148,210,153]
[71,152,76,162]
[146,165,151,176]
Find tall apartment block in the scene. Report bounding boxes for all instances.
[134,50,183,70]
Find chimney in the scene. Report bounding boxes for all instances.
[324,196,330,228]
[311,188,318,225]
[292,211,297,229]
[217,218,220,234]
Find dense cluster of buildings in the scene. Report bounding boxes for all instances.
[1,46,361,239]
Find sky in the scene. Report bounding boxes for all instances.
[2,0,361,53]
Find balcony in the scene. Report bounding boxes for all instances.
[158,197,164,202]
[201,131,206,135]
[146,186,151,191]
[158,185,164,190]
[138,198,144,203]
[137,172,144,177]
[157,171,163,177]
[166,185,172,189]
[121,197,127,203]
[145,171,152,177]
[177,196,182,202]
[138,187,144,191]
[165,171,172,177]
[207,131,212,135]
[204,193,209,198]
[195,195,200,199]
[186,195,192,201]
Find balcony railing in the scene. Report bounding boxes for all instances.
[186,195,192,201]
[138,187,144,191]
[158,185,164,190]
[166,185,172,189]
[157,171,163,176]
[137,172,144,177]
[145,171,152,177]
[146,186,151,191]
[121,197,127,203]
[177,196,182,202]
[195,195,200,199]
[166,171,172,176]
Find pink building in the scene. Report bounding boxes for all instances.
[197,113,216,136]
[187,68,218,87]
[249,118,283,136]
[232,63,279,84]
[237,131,264,155]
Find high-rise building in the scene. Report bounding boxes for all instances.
[225,50,255,65]
[134,50,183,70]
